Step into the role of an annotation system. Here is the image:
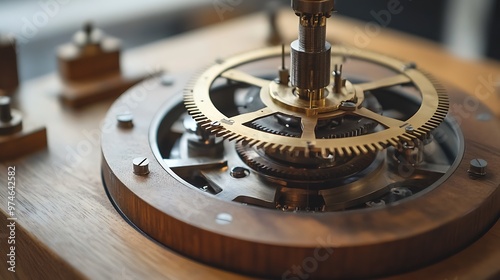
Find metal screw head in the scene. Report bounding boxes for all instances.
[390,187,412,197]
[230,167,249,178]
[403,62,417,71]
[117,113,134,129]
[215,213,232,225]
[468,159,487,177]
[405,126,414,133]
[133,157,150,176]
[161,74,175,86]
[365,200,386,208]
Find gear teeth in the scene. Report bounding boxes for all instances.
[412,130,424,138]
[399,135,412,142]
[263,142,275,150]
[183,48,450,159]
[215,131,230,137]
[388,138,399,147]
[340,147,350,157]
[279,145,289,153]
[359,145,369,154]
[366,144,377,153]
[372,143,384,151]
[227,134,241,141]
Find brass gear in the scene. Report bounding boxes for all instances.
[184,45,449,157]
[235,143,377,183]
[245,92,382,139]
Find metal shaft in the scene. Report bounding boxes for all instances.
[290,0,334,101]
[0,96,13,122]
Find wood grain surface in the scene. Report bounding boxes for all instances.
[1,9,499,280]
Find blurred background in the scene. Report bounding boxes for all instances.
[0,0,498,82]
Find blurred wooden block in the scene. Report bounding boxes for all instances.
[58,38,120,82]
[0,35,19,93]
[59,71,153,108]
[57,25,156,108]
[0,118,47,160]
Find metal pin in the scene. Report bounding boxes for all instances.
[279,44,289,85]
[334,64,343,93]
[0,96,22,135]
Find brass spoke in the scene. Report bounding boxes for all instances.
[301,118,317,140]
[230,107,275,124]
[357,74,411,92]
[221,69,270,88]
[353,107,406,128]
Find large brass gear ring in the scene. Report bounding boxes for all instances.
[184,45,449,157]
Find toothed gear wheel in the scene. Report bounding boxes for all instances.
[184,46,449,157]
[245,92,382,139]
[235,143,377,183]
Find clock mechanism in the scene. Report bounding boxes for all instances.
[100,1,499,279]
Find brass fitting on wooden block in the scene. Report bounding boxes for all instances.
[57,22,160,108]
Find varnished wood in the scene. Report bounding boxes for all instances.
[102,71,499,279]
[59,72,153,108]
[0,118,47,160]
[0,10,499,280]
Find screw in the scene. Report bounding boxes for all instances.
[405,126,414,133]
[468,159,487,177]
[211,121,221,127]
[365,200,386,208]
[0,96,13,122]
[161,74,175,86]
[391,187,412,197]
[230,167,249,178]
[133,157,150,176]
[117,113,134,128]
[215,213,232,225]
[403,62,417,71]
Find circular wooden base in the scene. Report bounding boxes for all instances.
[101,59,499,279]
